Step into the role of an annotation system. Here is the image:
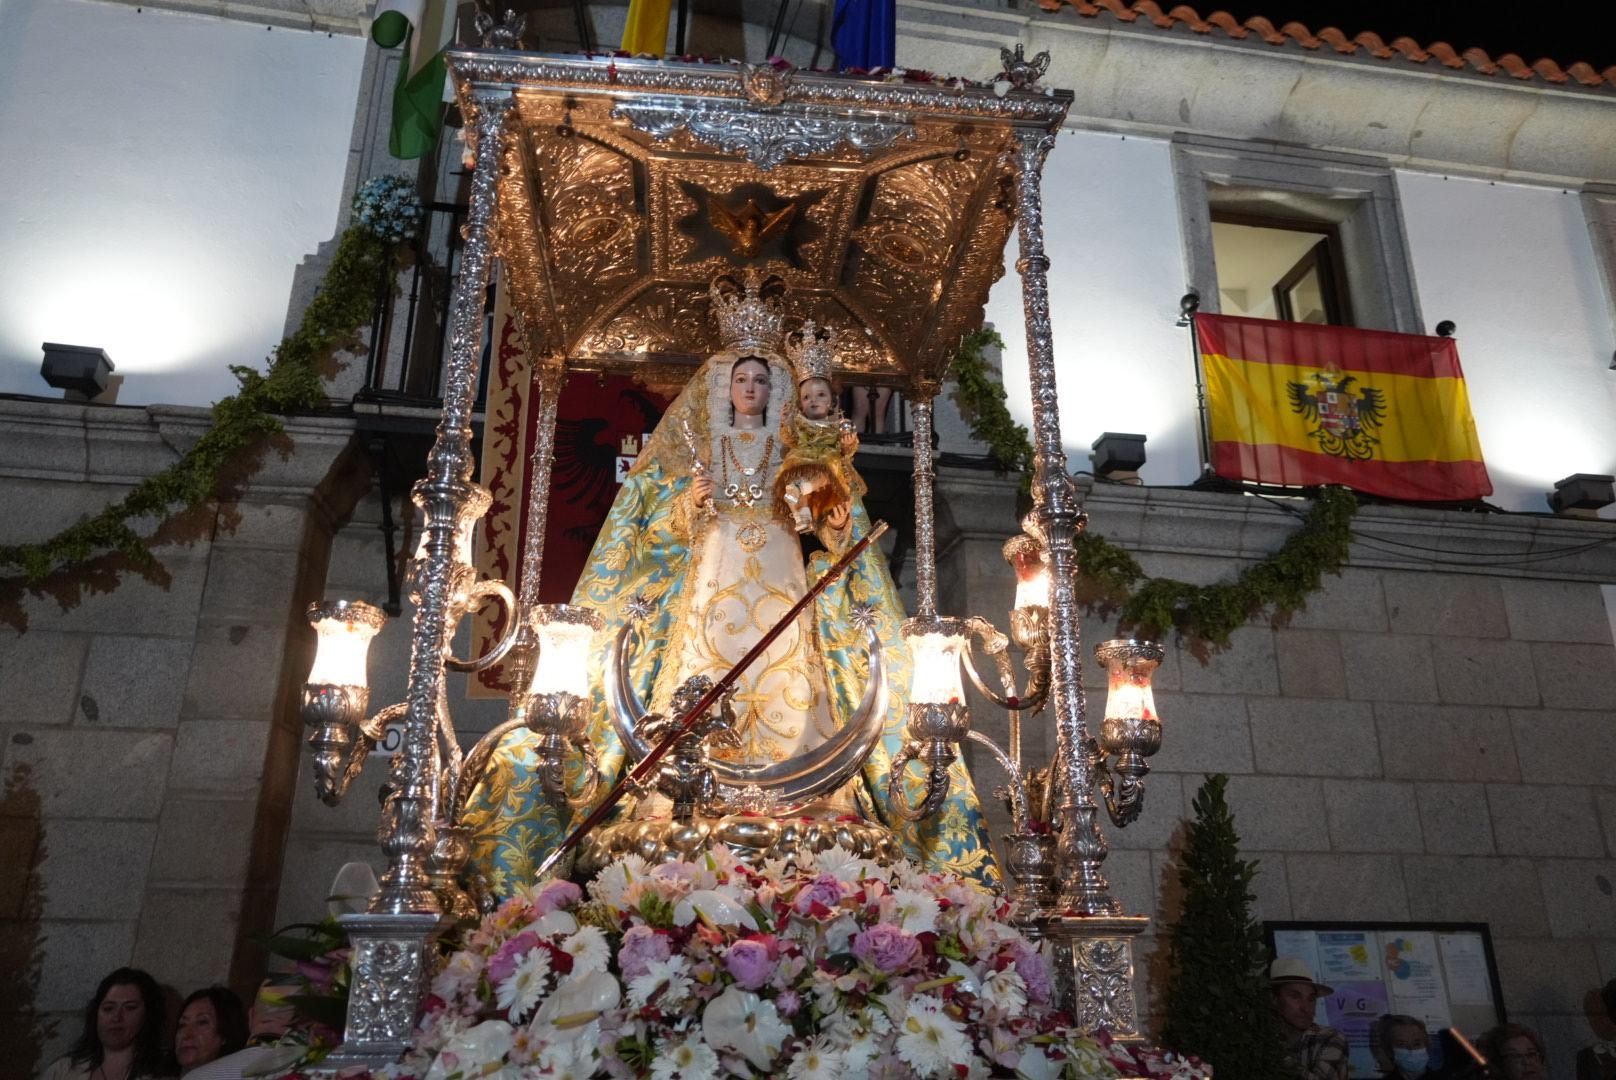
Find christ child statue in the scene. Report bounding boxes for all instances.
[775,322,862,534]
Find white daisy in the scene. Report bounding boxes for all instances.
[649,1034,720,1080]
[591,853,651,908]
[786,1036,844,1080]
[895,994,970,1079]
[494,948,551,1020]
[560,925,611,975]
[812,846,874,883]
[627,955,694,1008]
[890,888,940,935]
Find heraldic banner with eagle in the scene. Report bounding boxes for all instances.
[1195,313,1492,502]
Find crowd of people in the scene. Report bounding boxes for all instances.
[38,968,298,1080]
[1270,958,1601,1080]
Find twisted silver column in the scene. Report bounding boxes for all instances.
[1011,130,1117,915]
[909,393,938,618]
[372,90,515,916]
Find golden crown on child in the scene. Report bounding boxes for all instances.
[709,269,787,355]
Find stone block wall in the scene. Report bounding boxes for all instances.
[0,400,360,1068]
[940,478,1616,1080]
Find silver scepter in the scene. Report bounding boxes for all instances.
[682,420,716,516]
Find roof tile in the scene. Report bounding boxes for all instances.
[1037,0,1615,91]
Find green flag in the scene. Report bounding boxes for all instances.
[371,0,455,160]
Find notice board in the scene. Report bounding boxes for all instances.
[1264,922,1506,1077]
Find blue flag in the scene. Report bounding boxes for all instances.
[832,0,895,69]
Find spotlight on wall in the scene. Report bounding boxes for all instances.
[1434,320,1457,338]
[1091,432,1148,483]
[40,343,115,401]
[1176,291,1200,327]
[1547,473,1615,516]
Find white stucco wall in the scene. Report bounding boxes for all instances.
[0,0,363,406]
[1397,172,1616,515]
[983,129,1199,486]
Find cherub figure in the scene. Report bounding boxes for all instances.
[775,322,862,534]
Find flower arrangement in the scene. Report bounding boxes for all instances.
[316,848,1209,1080]
[353,175,424,244]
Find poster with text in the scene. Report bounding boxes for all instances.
[1381,931,1452,1029]
[1324,980,1391,1077]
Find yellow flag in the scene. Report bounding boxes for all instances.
[621,0,672,55]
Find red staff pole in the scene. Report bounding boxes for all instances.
[534,520,889,880]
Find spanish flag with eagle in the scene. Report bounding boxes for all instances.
[1196,313,1492,502]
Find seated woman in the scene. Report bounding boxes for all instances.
[1479,1024,1550,1080]
[173,988,248,1076]
[463,271,998,893]
[1373,1014,1441,1080]
[39,968,171,1080]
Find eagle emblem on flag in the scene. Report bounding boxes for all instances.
[1287,368,1387,460]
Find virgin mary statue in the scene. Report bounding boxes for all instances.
[462,271,998,896]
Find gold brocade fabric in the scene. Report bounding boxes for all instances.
[460,353,1001,895]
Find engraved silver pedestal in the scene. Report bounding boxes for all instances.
[318,913,444,1067]
[1026,914,1150,1040]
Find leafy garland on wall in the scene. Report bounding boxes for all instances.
[0,179,419,585]
[946,326,1359,646]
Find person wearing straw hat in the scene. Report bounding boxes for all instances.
[1271,957,1349,1080]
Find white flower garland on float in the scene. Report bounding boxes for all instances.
[300,847,1211,1080]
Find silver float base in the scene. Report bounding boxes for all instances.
[1021,913,1150,1041]
[316,912,445,1068]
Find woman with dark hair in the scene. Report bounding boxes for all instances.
[39,968,172,1080]
[1578,978,1616,1080]
[173,988,247,1075]
[1373,1014,1442,1079]
[1480,1024,1550,1080]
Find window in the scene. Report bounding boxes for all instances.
[1173,135,1423,334]
[1210,214,1351,325]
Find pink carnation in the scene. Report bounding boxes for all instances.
[851,923,921,973]
[1011,939,1052,1005]
[724,939,776,989]
[618,924,671,978]
[531,879,581,915]
[486,931,539,984]
[792,873,846,917]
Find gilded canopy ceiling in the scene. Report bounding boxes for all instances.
[446,51,1072,386]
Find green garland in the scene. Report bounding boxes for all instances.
[0,225,400,584]
[944,329,1358,647]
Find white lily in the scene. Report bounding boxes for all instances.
[424,1020,515,1080]
[673,888,759,930]
[701,985,790,1070]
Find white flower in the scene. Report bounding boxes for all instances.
[813,846,874,883]
[495,947,551,1019]
[701,985,791,1070]
[895,995,970,1079]
[591,853,651,908]
[649,1033,720,1080]
[628,955,694,1008]
[561,925,611,974]
[430,951,483,1003]
[531,969,621,1051]
[786,1035,844,1080]
[981,967,1028,1016]
[891,888,940,935]
[674,888,759,931]
[424,1019,515,1080]
[1015,1044,1064,1080]
[825,914,860,954]
[522,908,579,938]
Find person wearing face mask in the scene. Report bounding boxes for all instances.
[1376,1015,1442,1079]
[39,968,173,1080]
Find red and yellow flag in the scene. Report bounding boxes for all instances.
[1196,313,1491,501]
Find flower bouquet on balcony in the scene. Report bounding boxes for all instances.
[300,846,1210,1080]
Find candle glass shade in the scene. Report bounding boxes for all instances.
[1095,639,1164,758]
[307,600,387,687]
[526,604,604,700]
[1002,533,1050,650]
[904,617,970,707]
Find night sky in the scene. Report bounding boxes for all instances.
[1199,1,1616,73]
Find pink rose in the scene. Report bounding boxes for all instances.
[792,874,846,917]
[618,924,671,978]
[724,939,775,989]
[531,879,581,915]
[851,923,921,973]
[487,931,539,984]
